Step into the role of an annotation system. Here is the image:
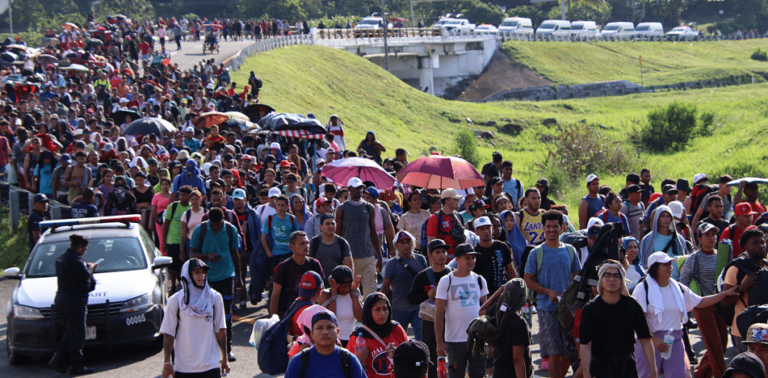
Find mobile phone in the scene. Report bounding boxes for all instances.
[94,258,104,265]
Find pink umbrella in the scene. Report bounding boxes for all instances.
[322,157,396,188]
[397,155,484,189]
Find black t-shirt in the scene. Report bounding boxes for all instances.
[473,241,512,295]
[407,267,452,306]
[29,209,50,248]
[488,303,532,378]
[579,295,652,359]
[699,217,730,239]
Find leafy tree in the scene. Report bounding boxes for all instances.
[547,0,612,25]
[93,0,156,23]
[506,5,551,27]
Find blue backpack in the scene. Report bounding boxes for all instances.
[257,298,313,375]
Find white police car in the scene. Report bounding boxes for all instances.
[4,215,172,364]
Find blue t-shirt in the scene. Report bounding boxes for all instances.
[502,177,524,206]
[190,222,241,282]
[184,138,201,152]
[604,212,631,236]
[285,346,366,378]
[583,194,605,220]
[382,254,428,311]
[261,214,296,256]
[524,243,582,312]
[70,201,99,219]
[33,165,54,195]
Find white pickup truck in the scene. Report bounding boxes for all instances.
[442,18,476,33]
[666,26,700,41]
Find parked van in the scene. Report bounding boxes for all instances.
[498,17,534,36]
[601,21,635,39]
[536,20,571,38]
[635,22,664,39]
[571,20,600,39]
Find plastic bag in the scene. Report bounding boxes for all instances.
[250,314,279,348]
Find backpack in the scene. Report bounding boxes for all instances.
[690,184,718,217]
[299,347,352,378]
[467,278,525,356]
[197,220,235,251]
[257,299,313,375]
[737,305,768,341]
[525,244,578,305]
[714,253,764,324]
[420,211,465,252]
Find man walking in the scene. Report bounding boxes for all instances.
[621,184,646,240]
[435,244,488,378]
[473,216,516,295]
[310,213,353,286]
[578,174,604,229]
[163,185,192,292]
[285,311,366,378]
[270,231,324,317]
[382,231,428,340]
[426,188,465,260]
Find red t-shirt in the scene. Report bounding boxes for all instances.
[140,42,150,54]
[347,326,408,378]
[426,210,458,258]
[721,224,747,257]
[290,304,311,336]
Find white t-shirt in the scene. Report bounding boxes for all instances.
[335,294,357,341]
[257,204,277,223]
[633,280,701,333]
[159,291,226,374]
[435,272,488,343]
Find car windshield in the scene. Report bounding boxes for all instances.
[604,25,620,30]
[671,27,686,32]
[572,24,585,30]
[360,19,379,25]
[446,20,463,25]
[27,238,146,277]
[539,22,556,29]
[501,20,518,27]
[636,24,650,31]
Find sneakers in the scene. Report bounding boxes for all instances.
[531,305,538,314]
[240,300,247,310]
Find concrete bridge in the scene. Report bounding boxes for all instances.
[313,28,498,98]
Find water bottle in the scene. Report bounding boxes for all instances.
[355,332,366,352]
[437,356,447,378]
[661,330,675,360]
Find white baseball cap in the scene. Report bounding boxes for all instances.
[586,173,599,185]
[347,177,364,188]
[270,142,280,149]
[669,201,685,219]
[646,251,676,269]
[183,126,194,133]
[473,216,492,229]
[268,187,282,198]
[693,173,709,185]
[393,230,414,244]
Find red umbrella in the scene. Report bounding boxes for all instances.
[397,155,484,189]
[322,157,395,188]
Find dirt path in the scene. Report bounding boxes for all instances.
[457,53,552,102]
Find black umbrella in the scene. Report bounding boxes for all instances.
[242,104,275,122]
[111,110,141,125]
[257,112,326,135]
[121,117,177,136]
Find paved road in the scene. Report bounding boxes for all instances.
[165,37,257,72]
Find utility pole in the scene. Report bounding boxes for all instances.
[561,0,566,21]
[8,0,12,38]
[381,0,390,71]
[410,0,415,28]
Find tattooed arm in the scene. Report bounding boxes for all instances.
[216,328,230,375]
[162,333,175,378]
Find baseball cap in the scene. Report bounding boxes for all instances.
[393,230,414,244]
[473,216,492,229]
[668,201,685,219]
[440,188,462,200]
[59,153,71,164]
[347,177,364,188]
[536,178,550,188]
[187,258,211,272]
[315,197,331,208]
[662,184,678,195]
[626,184,641,194]
[279,160,291,168]
[393,340,431,378]
[74,140,87,149]
[232,188,246,200]
[311,311,338,328]
[722,352,765,378]
[326,147,336,154]
[454,243,479,258]
[331,265,354,285]
[646,251,676,269]
[736,202,758,216]
[270,142,280,149]
[586,173,599,185]
[744,323,768,345]
[268,187,282,198]
[285,174,298,183]
[33,193,49,203]
[693,173,709,185]
[365,187,379,199]
[298,271,323,298]
[183,126,194,133]
[626,173,640,184]
[320,213,335,224]
[489,176,503,186]
[470,200,488,212]
[427,239,451,254]
[697,222,718,238]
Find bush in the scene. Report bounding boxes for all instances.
[0,207,31,270]
[640,101,714,152]
[752,48,768,61]
[536,123,641,181]
[454,127,480,167]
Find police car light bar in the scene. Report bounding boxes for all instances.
[40,215,142,230]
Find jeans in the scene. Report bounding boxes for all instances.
[249,250,267,304]
[422,320,437,378]
[209,278,233,353]
[53,292,87,369]
[445,341,486,378]
[392,308,422,341]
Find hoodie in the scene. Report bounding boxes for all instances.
[172,160,207,195]
[640,205,690,279]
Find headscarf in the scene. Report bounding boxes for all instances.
[597,261,627,296]
[295,305,329,345]
[179,259,215,318]
[289,194,312,223]
[358,292,397,339]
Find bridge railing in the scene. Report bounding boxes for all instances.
[224,34,314,72]
[497,31,768,42]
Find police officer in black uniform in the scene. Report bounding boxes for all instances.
[48,234,97,375]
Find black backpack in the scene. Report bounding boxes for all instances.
[715,254,766,324]
[299,347,352,378]
[257,299,313,375]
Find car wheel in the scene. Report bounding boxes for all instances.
[6,337,28,365]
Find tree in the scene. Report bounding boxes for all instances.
[94,0,156,23]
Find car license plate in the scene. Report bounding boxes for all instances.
[85,326,96,340]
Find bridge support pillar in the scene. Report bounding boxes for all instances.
[419,55,435,96]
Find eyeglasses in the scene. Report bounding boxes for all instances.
[602,273,622,281]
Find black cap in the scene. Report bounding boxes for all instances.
[470,200,488,212]
[187,258,211,272]
[626,173,640,184]
[626,184,641,194]
[489,176,503,186]
[454,243,479,258]
[393,340,431,378]
[428,239,451,254]
[220,169,232,177]
[588,225,601,237]
[223,153,234,162]
[320,213,335,224]
[536,178,550,188]
[662,184,678,195]
[723,352,765,378]
[676,178,692,193]
[331,265,353,285]
[33,193,49,203]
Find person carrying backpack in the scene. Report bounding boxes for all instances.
[261,194,299,281]
[285,311,366,378]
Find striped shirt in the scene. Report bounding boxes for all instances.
[679,249,719,296]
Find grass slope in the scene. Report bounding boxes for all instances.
[501,39,768,86]
[231,45,768,226]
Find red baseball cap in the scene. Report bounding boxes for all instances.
[735,203,758,217]
[298,271,323,298]
[315,197,331,208]
[279,160,291,168]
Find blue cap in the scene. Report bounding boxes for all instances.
[311,310,338,328]
[366,186,379,199]
[232,188,246,200]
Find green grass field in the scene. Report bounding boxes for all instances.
[231,45,768,226]
[501,39,768,86]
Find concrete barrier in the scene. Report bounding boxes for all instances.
[3,180,71,232]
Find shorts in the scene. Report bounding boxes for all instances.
[167,244,182,273]
[539,310,577,358]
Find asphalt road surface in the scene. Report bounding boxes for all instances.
[165,37,258,72]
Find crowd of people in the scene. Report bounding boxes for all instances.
[8,12,768,378]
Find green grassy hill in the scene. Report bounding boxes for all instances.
[501,39,768,86]
[231,45,768,226]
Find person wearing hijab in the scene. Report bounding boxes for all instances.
[631,252,739,378]
[159,258,229,378]
[290,193,313,231]
[357,131,386,165]
[347,292,408,378]
[620,236,645,291]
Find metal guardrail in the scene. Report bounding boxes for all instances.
[223,34,314,72]
[1,180,71,232]
[496,31,768,43]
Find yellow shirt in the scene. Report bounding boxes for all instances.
[519,209,545,245]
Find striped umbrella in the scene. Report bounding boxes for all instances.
[396,155,484,189]
[322,157,395,188]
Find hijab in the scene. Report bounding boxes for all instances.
[289,194,312,223]
[179,259,215,318]
[358,292,397,339]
